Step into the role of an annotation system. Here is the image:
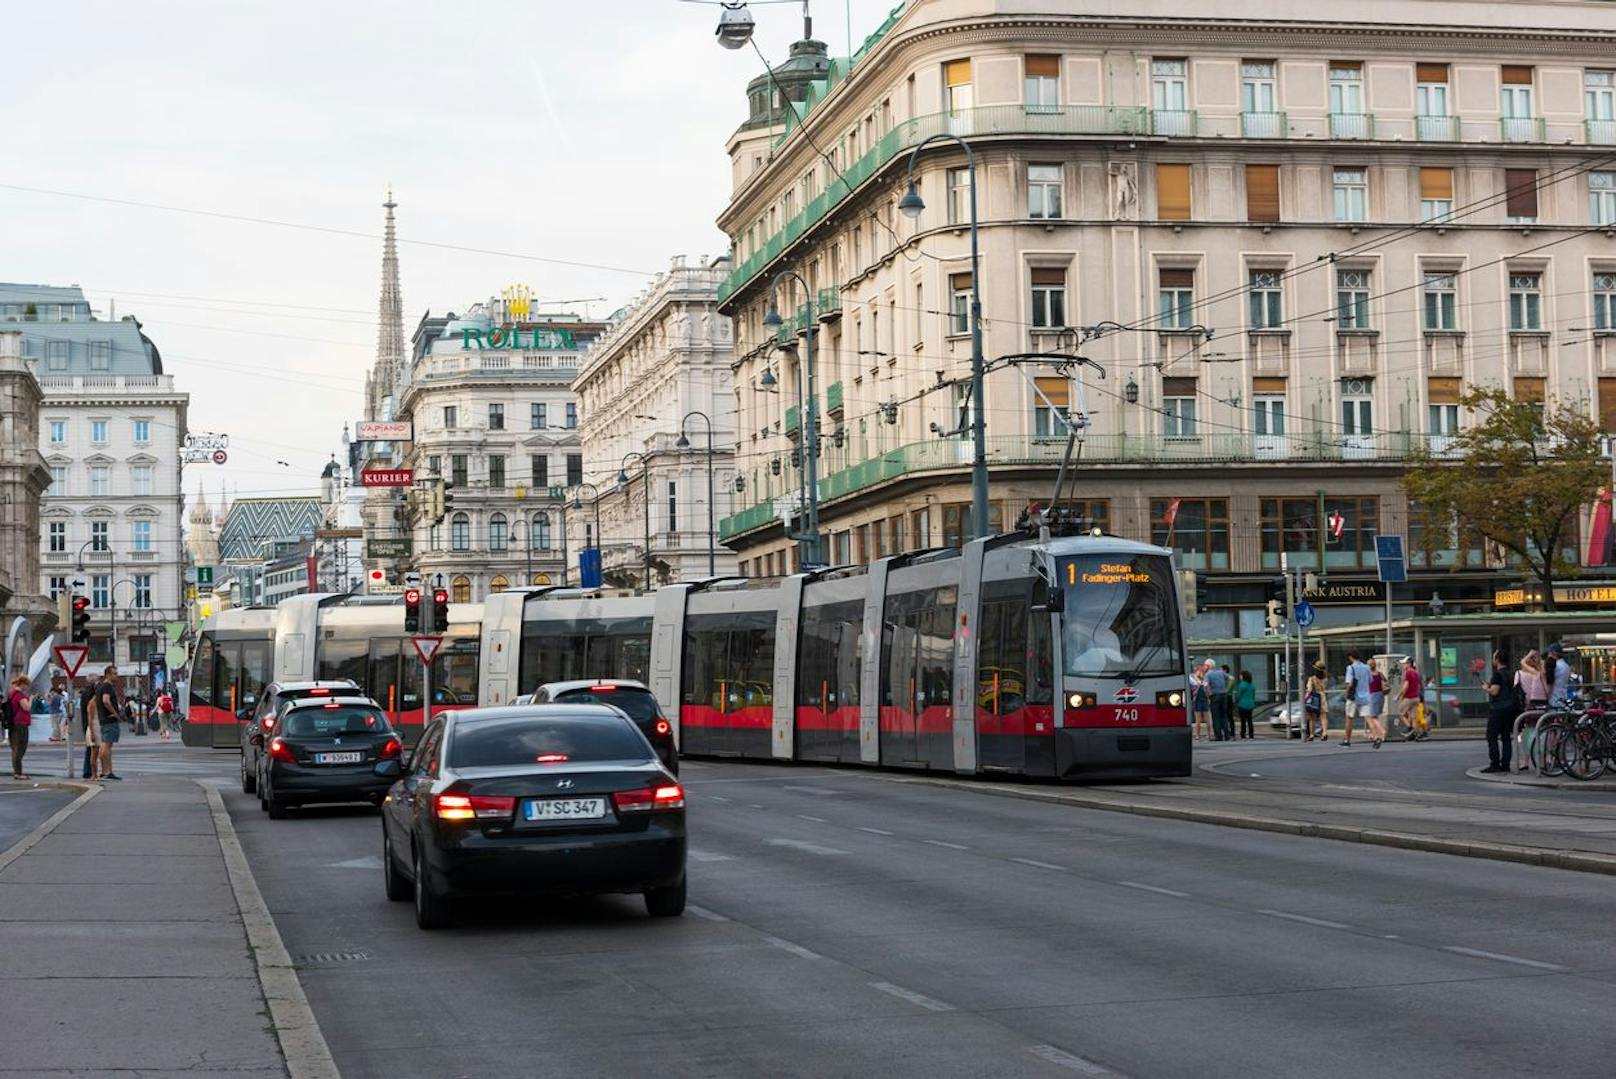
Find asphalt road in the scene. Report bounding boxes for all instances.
[0,787,74,852]
[223,759,1616,1079]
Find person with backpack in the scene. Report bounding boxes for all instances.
[1482,649,1518,773]
[1340,650,1371,747]
[7,675,33,780]
[155,690,175,740]
[1398,659,1427,740]
[1304,660,1328,742]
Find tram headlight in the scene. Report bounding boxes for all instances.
[1158,690,1184,708]
[1066,692,1096,709]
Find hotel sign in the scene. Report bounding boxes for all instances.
[1495,584,1616,608]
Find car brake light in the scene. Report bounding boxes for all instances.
[612,784,685,812]
[654,719,671,736]
[309,688,331,696]
[322,702,340,710]
[590,684,617,692]
[378,738,402,760]
[435,793,515,821]
[262,717,276,731]
[267,738,295,763]
[535,753,569,763]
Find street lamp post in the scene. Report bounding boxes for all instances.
[762,271,821,566]
[617,452,653,591]
[572,482,603,586]
[899,135,988,541]
[676,411,718,576]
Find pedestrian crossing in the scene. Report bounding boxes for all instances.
[32,740,239,780]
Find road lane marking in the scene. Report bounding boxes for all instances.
[688,849,734,862]
[765,837,850,856]
[796,814,828,823]
[869,981,954,1011]
[1116,880,1189,898]
[858,826,894,836]
[1257,909,1352,930]
[1012,857,1066,871]
[1442,946,1566,971]
[783,785,841,796]
[762,935,822,960]
[686,904,730,922]
[1029,1044,1116,1075]
[708,795,730,803]
[922,839,968,850]
[748,803,765,809]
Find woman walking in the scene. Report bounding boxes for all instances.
[1234,670,1256,740]
[1365,659,1387,748]
[7,675,32,780]
[1191,662,1212,741]
[1512,650,1549,771]
[1304,660,1328,742]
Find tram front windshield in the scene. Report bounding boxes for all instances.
[1058,554,1182,678]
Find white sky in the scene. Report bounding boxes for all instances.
[5,0,897,501]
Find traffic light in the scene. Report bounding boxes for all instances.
[403,587,421,633]
[432,587,449,631]
[71,595,91,643]
[1266,598,1285,631]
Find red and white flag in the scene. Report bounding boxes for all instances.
[1163,498,1182,528]
[1327,511,1345,540]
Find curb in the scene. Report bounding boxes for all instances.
[203,784,340,1079]
[880,774,1616,877]
[1464,766,1616,792]
[0,783,99,875]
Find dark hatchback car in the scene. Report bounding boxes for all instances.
[528,680,678,773]
[381,704,687,930]
[255,697,402,819]
[240,680,359,795]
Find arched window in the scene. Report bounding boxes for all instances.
[451,575,472,603]
[534,512,552,550]
[450,512,470,551]
[532,572,552,585]
[489,513,508,551]
[489,574,509,593]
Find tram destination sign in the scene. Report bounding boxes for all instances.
[360,467,413,488]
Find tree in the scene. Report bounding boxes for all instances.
[1403,386,1605,610]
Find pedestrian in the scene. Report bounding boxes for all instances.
[1483,649,1518,773]
[1206,662,1232,741]
[7,675,33,780]
[1544,643,1575,707]
[1512,650,1549,771]
[78,679,97,778]
[1304,660,1328,742]
[1398,658,1426,740]
[1341,650,1370,747]
[1234,669,1256,739]
[156,689,175,740]
[1365,658,1387,748]
[92,667,124,782]
[1191,662,1212,741]
[47,680,67,742]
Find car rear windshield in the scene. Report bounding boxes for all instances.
[281,707,390,738]
[449,715,652,768]
[553,687,659,725]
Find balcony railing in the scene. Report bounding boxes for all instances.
[1500,116,1545,143]
[1587,118,1616,145]
[1240,111,1286,138]
[826,381,844,414]
[1150,109,1198,137]
[1329,112,1375,139]
[815,288,842,319]
[784,405,800,436]
[720,431,1461,538]
[1415,114,1460,142]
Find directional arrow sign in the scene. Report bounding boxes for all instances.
[53,645,89,677]
[411,636,444,665]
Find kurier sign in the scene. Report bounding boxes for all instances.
[356,420,413,441]
[360,467,413,488]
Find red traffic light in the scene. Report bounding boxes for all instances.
[72,596,91,612]
[432,588,448,604]
[403,588,421,605]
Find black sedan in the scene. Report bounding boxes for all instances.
[255,697,402,819]
[380,704,687,929]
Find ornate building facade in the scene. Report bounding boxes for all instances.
[0,330,51,645]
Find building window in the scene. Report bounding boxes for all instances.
[488,403,504,430]
[49,466,66,493]
[1430,401,1460,437]
[565,453,583,487]
[1509,273,1543,330]
[132,574,151,609]
[132,419,150,444]
[132,520,152,552]
[949,272,972,334]
[92,575,109,609]
[1337,269,1372,329]
[532,455,549,488]
[489,575,509,593]
[426,455,441,477]
[90,420,108,444]
[1158,268,1194,329]
[489,513,508,550]
[1246,163,1280,222]
[1334,168,1368,222]
[1591,172,1616,225]
[1162,377,1197,437]
[1505,168,1539,222]
[450,455,468,488]
[667,481,678,531]
[1024,54,1059,112]
[451,575,471,603]
[1416,64,1449,116]
[1150,498,1229,570]
[49,576,67,600]
[132,464,153,496]
[450,512,470,551]
[1254,394,1286,437]
[1033,376,1069,438]
[1342,386,1374,438]
[535,513,552,549]
[565,402,577,429]
[1242,61,1277,115]
[1423,272,1458,330]
[48,521,65,552]
[946,167,970,224]
[89,466,109,497]
[531,402,547,429]
[46,340,69,370]
[1501,66,1535,140]
[1329,62,1366,137]
[1030,268,1067,329]
[1157,163,1191,221]
[1419,167,1454,222]
[1248,270,1283,329]
[1594,272,1616,330]
[91,520,108,551]
[48,420,65,445]
[1151,59,1189,134]
[488,454,506,489]
[1260,497,1380,570]
[1589,70,1616,142]
[944,58,972,114]
[87,340,111,370]
[1027,164,1062,219]
[443,405,458,429]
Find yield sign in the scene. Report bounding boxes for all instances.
[54,645,89,678]
[411,636,444,665]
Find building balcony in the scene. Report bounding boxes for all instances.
[1587,118,1616,145]
[815,288,842,321]
[1415,115,1460,142]
[34,374,177,393]
[1149,109,1197,137]
[1500,116,1545,143]
[1329,112,1374,140]
[784,405,800,437]
[1240,111,1286,139]
[826,381,844,416]
[413,352,578,382]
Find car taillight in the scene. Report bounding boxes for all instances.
[535,753,569,763]
[590,684,617,693]
[262,717,276,731]
[612,784,685,813]
[654,719,672,736]
[267,738,295,763]
[435,793,515,821]
[378,738,402,760]
[309,688,331,696]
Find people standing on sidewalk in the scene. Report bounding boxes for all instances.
[1398,659,1427,740]
[92,667,124,782]
[1544,643,1574,707]
[1206,663,1232,741]
[47,680,67,742]
[1304,660,1328,742]
[1340,650,1371,747]
[1365,659,1387,749]
[155,690,175,740]
[1234,670,1256,740]
[1512,650,1549,771]
[7,675,33,780]
[1191,662,1212,741]
[1483,649,1518,773]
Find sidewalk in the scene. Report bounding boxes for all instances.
[0,777,316,1077]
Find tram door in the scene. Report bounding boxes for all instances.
[209,639,270,748]
[368,639,424,739]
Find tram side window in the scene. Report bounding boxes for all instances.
[921,603,954,710]
[316,637,368,688]
[882,586,957,711]
[681,623,726,709]
[586,628,652,683]
[240,641,271,718]
[978,599,1028,714]
[798,599,863,711]
[523,635,577,689]
[432,643,480,705]
[682,614,773,711]
[215,645,240,715]
[191,636,215,707]
[1028,582,1053,705]
[730,620,774,710]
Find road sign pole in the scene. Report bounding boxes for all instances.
[422,656,431,732]
[1385,580,1393,661]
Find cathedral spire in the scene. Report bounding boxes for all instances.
[374,187,404,405]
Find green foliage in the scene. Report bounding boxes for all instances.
[1404,386,1605,609]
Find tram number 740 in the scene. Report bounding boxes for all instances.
[1112,707,1140,723]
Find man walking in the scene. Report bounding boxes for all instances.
[1482,649,1518,773]
[1205,662,1232,741]
[92,667,124,782]
[1398,659,1426,740]
[1341,650,1371,746]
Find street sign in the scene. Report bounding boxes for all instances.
[212,449,228,465]
[316,528,364,539]
[356,420,413,442]
[360,467,414,488]
[1293,600,1316,629]
[1375,535,1408,584]
[53,645,88,677]
[196,566,214,586]
[183,432,229,451]
[403,571,422,588]
[366,537,412,559]
[411,636,444,665]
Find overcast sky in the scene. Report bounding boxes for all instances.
[5,0,896,503]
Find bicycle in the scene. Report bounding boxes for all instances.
[1562,708,1615,781]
